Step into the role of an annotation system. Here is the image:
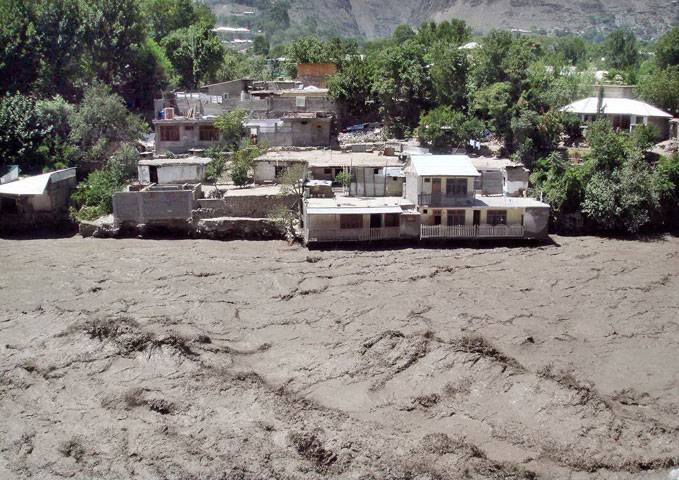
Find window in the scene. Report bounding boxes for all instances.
[159,125,180,142]
[370,214,382,228]
[447,210,465,226]
[340,215,363,229]
[184,126,194,131]
[1,197,18,214]
[199,126,220,142]
[487,210,507,226]
[296,96,306,107]
[324,168,332,174]
[424,178,431,183]
[422,209,428,214]
[373,168,379,175]
[385,213,400,227]
[446,178,467,195]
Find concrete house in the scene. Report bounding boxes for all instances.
[561,97,673,139]
[405,155,549,239]
[303,196,420,243]
[138,157,213,185]
[0,168,77,231]
[252,150,405,195]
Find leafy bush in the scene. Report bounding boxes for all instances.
[70,161,126,221]
[205,147,226,183]
[229,145,262,187]
[214,109,247,150]
[334,171,352,189]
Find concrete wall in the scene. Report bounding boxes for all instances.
[288,118,332,147]
[139,164,207,184]
[420,207,524,227]
[113,190,195,226]
[196,194,296,219]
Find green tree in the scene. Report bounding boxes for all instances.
[253,35,270,56]
[470,82,513,141]
[83,0,146,87]
[530,151,588,216]
[162,23,225,88]
[653,153,679,227]
[230,145,261,187]
[638,65,679,116]
[392,25,415,44]
[510,110,564,169]
[585,119,628,172]
[603,28,639,70]
[140,0,207,42]
[372,41,432,137]
[428,44,469,109]
[654,26,679,68]
[327,58,377,124]
[0,94,49,172]
[0,0,39,94]
[33,0,85,100]
[214,109,247,150]
[69,84,146,165]
[416,107,476,152]
[71,159,126,220]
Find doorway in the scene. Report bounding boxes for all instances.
[473,210,481,226]
[370,213,382,229]
[149,166,159,184]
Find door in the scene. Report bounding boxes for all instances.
[473,210,481,226]
[149,166,159,184]
[431,178,441,204]
[370,213,382,229]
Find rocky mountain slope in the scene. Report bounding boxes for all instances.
[222,0,679,40]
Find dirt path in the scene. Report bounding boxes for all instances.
[1,235,678,479]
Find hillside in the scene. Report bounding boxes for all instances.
[214,0,679,40]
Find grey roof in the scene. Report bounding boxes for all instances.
[472,196,550,208]
[0,168,75,196]
[139,156,213,167]
[408,155,481,177]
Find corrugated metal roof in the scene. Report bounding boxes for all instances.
[561,97,672,118]
[408,155,481,177]
[139,157,213,167]
[0,168,75,196]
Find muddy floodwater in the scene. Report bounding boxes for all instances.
[1,235,678,479]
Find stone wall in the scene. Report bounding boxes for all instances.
[196,194,297,219]
[195,217,285,240]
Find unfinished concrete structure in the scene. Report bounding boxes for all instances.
[0,168,76,232]
[112,184,203,230]
[138,157,213,184]
[296,63,337,88]
[153,77,338,154]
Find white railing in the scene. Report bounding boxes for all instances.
[420,224,524,239]
[306,227,401,243]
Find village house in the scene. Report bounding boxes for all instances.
[153,78,338,154]
[561,97,673,139]
[0,168,77,231]
[303,196,420,243]
[405,155,549,240]
[252,149,405,195]
[138,157,213,185]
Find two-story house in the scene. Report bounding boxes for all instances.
[404,155,550,239]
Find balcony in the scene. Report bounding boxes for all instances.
[418,193,474,207]
[305,227,401,243]
[420,224,525,239]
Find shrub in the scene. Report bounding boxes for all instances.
[71,161,126,221]
[205,147,226,183]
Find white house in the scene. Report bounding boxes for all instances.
[405,155,549,239]
[561,97,673,139]
[138,157,213,185]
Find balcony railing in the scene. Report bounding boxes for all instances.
[420,224,525,239]
[305,227,401,243]
[418,193,474,207]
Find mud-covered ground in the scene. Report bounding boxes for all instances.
[1,235,678,480]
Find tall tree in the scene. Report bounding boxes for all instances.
[654,27,679,68]
[603,28,639,70]
[162,23,225,89]
[33,0,85,100]
[0,0,39,94]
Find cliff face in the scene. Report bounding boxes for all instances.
[281,0,678,39]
